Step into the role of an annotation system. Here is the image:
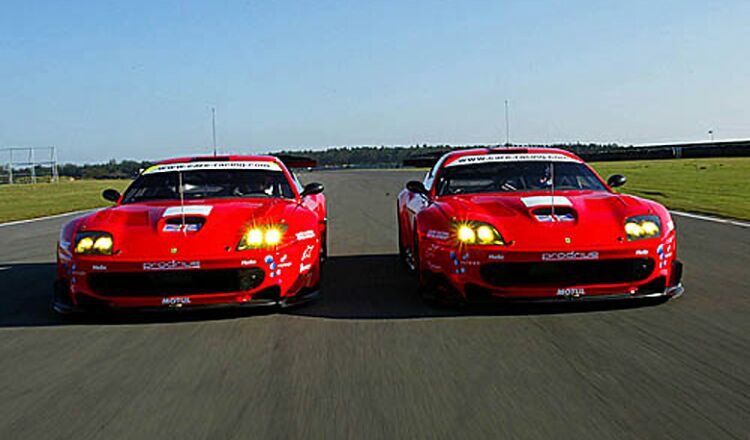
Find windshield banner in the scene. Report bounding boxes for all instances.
[144,161,282,174]
[446,153,580,167]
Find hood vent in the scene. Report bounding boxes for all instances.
[531,207,576,222]
[162,216,206,232]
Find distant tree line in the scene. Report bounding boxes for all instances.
[57,159,152,179]
[274,143,625,168]
[31,140,746,180]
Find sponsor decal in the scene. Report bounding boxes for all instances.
[299,263,312,274]
[143,260,200,271]
[92,264,107,271]
[240,259,257,266]
[144,161,282,174]
[535,213,575,222]
[635,249,648,256]
[162,223,202,232]
[521,196,573,208]
[296,230,316,241]
[162,297,191,305]
[278,262,293,268]
[446,153,579,168]
[280,254,288,263]
[302,245,315,261]
[557,287,585,297]
[163,205,213,217]
[426,230,450,240]
[542,251,599,261]
[487,254,505,261]
[427,262,443,271]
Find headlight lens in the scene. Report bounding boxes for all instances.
[624,215,662,241]
[74,232,113,255]
[454,222,505,245]
[238,225,287,250]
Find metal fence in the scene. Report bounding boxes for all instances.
[0,146,59,184]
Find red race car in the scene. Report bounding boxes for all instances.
[54,154,326,313]
[397,147,684,305]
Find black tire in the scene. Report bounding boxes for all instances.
[319,227,328,263]
[397,202,409,267]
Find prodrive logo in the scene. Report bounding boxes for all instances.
[541,251,599,261]
[143,261,200,271]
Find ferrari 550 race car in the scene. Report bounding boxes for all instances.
[397,147,684,305]
[54,154,326,313]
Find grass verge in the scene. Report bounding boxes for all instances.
[591,158,749,221]
[0,158,747,223]
[0,180,130,223]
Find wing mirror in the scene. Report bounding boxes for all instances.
[102,189,121,203]
[607,174,627,188]
[301,182,324,197]
[406,180,429,196]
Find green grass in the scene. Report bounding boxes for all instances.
[0,179,130,223]
[590,158,750,221]
[0,158,747,223]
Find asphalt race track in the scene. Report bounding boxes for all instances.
[0,170,748,439]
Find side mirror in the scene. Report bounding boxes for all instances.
[607,174,627,188]
[102,189,121,203]
[406,180,429,195]
[301,182,324,197]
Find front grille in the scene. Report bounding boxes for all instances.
[88,268,265,297]
[480,258,655,287]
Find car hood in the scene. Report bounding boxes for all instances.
[75,198,301,259]
[434,191,658,248]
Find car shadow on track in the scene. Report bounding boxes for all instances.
[0,257,667,327]
[288,254,668,319]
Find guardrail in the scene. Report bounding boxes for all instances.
[578,140,750,162]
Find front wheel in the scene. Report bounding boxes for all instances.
[319,228,328,263]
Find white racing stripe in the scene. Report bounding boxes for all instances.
[670,211,750,228]
[163,205,213,217]
[521,196,573,208]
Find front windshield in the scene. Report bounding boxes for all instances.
[436,161,607,196]
[121,169,295,204]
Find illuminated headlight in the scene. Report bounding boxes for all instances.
[624,215,662,241]
[74,232,114,255]
[454,222,505,245]
[238,225,287,250]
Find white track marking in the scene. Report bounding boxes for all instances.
[0,209,93,228]
[670,211,750,228]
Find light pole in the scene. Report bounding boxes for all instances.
[504,100,510,146]
[707,129,714,142]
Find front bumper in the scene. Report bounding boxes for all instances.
[53,282,320,314]
[55,245,321,313]
[420,237,683,303]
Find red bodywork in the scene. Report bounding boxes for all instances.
[397,148,683,303]
[54,155,326,312]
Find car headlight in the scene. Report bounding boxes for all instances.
[624,215,661,241]
[238,225,287,250]
[74,232,114,255]
[453,222,505,245]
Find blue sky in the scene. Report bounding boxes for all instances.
[1,0,748,162]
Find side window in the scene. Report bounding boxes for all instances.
[423,155,448,191]
[290,171,304,194]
